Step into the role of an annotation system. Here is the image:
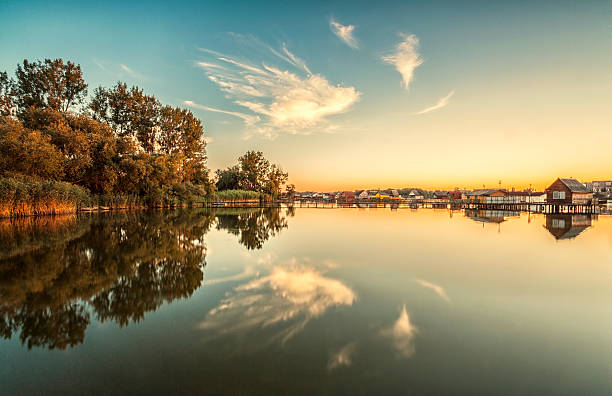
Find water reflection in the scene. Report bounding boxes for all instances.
[327,342,357,371]
[215,207,291,249]
[0,207,293,350]
[414,279,450,302]
[544,214,594,240]
[381,305,418,358]
[465,209,521,224]
[200,258,356,344]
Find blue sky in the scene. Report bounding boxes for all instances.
[1,0,611,189]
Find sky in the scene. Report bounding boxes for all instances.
[1,0,611,191]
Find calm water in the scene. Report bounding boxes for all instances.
[1,208,611,395]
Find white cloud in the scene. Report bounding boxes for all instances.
[414,91,455,115]
[330,19,359,49]
[381,305,418,358]
[382,34,423,90]
[193,41,360,139]
[414,278,451,301]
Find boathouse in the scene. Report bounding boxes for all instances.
[545,178,592,205]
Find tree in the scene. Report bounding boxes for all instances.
[12,59,87,116]
[238,151,270,192]
[285,184,296,198]
[264,164,288,196]
[0,71,12,116]
[215,165,241,191]
[0,117,65,179]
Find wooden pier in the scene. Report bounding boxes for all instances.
[287,198,607,214]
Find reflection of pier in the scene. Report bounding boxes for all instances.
[544,214,595,240]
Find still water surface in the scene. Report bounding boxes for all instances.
[1,208,611,395]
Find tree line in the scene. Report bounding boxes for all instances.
[0,58,291,214]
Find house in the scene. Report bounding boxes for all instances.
[408,189,424,200]
[374,192,391,200]
[591,181,612,193]
[544,214,593,240]
[527,192,547,203]
[449,191,462,200]
[356,190,368,200]
[545,178,592,205]
[465,189,506,203]
[433,191,450,200]
[367,190,379,199]
[340,191,355,200]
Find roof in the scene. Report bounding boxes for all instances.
[466,189,505,196]
[558,178,591,193]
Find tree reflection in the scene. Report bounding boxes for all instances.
[0,207,291,349]
[215,207,290,250]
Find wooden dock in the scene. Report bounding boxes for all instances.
[287,198,607,214]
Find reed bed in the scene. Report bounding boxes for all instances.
[0,176,91,217]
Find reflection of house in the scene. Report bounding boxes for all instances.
[465,209,520,224]
[546,178,592,204]
[544,214,593,240]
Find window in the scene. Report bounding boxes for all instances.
[553,191,559,199]
[559,191,565,199]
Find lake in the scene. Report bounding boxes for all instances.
[1,207,611,395]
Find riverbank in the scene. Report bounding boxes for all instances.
[0,176,276,218]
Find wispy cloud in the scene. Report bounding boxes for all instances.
[193,40,360,139]
[330,19,359,49]
[120,63,146,80]
[382,33,423,90]
[414,278,451,301]
[184,100,260,126]
[381,305,418,358]
[93,58,107,72]
[414,91,455,115]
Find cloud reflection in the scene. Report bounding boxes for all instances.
[414,278,450,302]
[382,305,418,358]
[328,342,357,371]
[199,263,356,344]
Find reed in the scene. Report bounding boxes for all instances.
[0,176,91,217]
[210,190,268,202]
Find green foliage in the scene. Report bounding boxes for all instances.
[0,58,215,214]
[12,59,87,115]
[0,72,12,116]
[215,151,289,197]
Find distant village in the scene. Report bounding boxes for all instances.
[294,178,612,206]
